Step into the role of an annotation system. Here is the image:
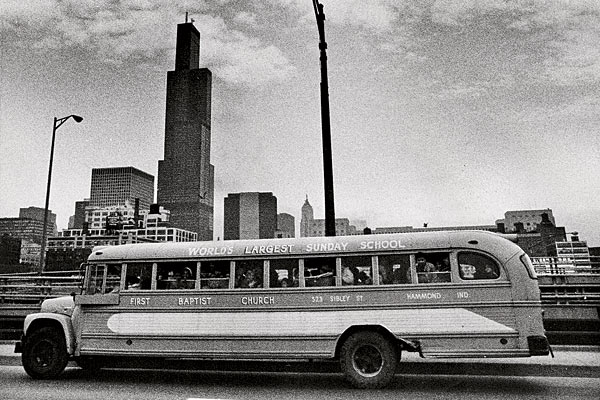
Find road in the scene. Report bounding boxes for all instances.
[1,366,599,400]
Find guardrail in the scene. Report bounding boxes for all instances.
[0,271,81,339]
[0,271,81,305]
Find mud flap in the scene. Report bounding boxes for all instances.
[398,338,424,358]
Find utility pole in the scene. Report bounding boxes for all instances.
[312,0,336,237]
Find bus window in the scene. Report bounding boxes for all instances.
[235,260,264,289]
[106,264,122,293]
[200,261,230,289]
[86,264,105,294]
[416,252,452,284]
[124,263,152,290]
[378,254,411,284]
[341,256,373,285]
[157,261,196,289]
[458,252,500,280]
[304,257,336,287]
[270,259,299,288]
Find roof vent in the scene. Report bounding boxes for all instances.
[95,251,103,255]
[468,240,478,245]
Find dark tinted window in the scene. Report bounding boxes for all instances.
[341,256,373,285]
[304,257,336,287]
[200,261,230,289]
[458,252,500,280]
[235,260,264,289]
[270,259,299,288]
[379,254,411,284]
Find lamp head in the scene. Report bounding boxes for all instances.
[71,115,83,123]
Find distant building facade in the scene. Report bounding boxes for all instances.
[157,22,214,240]
[0,207,57,267]
[46,223,197,271]
[514,213,566,257]
[554,233,591,266]
[372,225,499,234]
[224,192,277,240]
[499,209,556,233]
[276,213,295,238]
[0,234,22,273]
[300,196,357,237]
[90,167,154,210]
[69,199,90,229]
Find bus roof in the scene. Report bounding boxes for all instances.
[87,230,522,264]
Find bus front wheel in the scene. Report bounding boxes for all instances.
[22,327,68,379]
[340,331,398,389]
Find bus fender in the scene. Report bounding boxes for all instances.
[24,313,76,355]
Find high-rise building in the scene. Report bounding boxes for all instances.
[157,22,214,240]
[0,207,56,267]
[276,213,295,238]
[224,192,277,240]
[0,207,56,244]
[90,167,154,210]
[69,199,90,229]
[300,196,356,237]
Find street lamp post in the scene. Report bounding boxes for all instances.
[38,115,83,274]
[312,0,336,237]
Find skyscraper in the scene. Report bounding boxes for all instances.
[300,196,356,237]
[90,167,154,210]
[224,192,277,240]
[157,22,214,240]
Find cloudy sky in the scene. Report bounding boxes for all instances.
[1,0,599,245]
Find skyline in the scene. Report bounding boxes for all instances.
[1,1,599,245]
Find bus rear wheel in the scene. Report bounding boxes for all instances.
[340,331,398,389]
[22,327,68,379]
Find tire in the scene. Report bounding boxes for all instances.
[340,331,398,389]
[22,327,69,379]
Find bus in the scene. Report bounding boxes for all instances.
[16,231,550,388]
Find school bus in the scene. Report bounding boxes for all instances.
[16,231,550,388]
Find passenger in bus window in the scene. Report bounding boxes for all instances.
[279,278,292,287]
[342,266,357,285]
[176,267,195,289]
[238,268,262,288]
[315,265,334,286]
[416,253,436,283]
[394,267,410,284]
[475,263,500,279]
[459,263,476,279]
[432,257,451,283]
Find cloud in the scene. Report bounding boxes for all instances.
[273,0,399,32]
[0,0,295,87]
[426,1,600,86]
[233,11,258,26]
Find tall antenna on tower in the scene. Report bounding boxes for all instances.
[185,12,188,23]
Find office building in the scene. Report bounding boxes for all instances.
[276,213,295,238]
[69,199,90,229]
[300,196,357,237]
[500,209,556,233]
[90,167,154,210]
[224,192,277,240]
[157,22,214,240]
[0,207,57,267]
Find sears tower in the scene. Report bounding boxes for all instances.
[158,22,214,240]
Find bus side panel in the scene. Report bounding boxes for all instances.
[76,304,527,359]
